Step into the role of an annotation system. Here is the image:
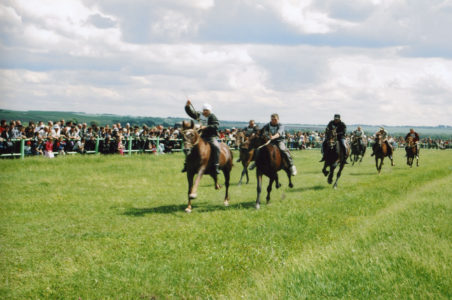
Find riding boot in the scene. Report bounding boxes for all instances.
[210,139,221,174]
[340,139,348,164]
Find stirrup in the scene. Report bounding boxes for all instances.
[249,162,256,170]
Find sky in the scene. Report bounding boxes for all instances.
[1,0,452,126]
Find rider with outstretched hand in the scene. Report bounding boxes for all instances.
[183,100,221,174]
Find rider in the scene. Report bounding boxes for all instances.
[352,126,366,150]
[237,120,259,162]
[250,113,297,176]
[404,128,420,155]
[371,127,393,158]
[182,100,221,174]
[244,119,259,137]
[319,114,348,164]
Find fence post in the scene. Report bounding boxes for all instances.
[156,136,160,154]
[20,139,25,159]
[95,137,100,154]
[128,136,133,156]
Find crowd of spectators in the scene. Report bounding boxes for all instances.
[1,119,451,158]
[0,119,184,157]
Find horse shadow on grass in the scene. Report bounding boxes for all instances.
[349,172,377,176]
[122,201,256,216]
[286,184,326,193]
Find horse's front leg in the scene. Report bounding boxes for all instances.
[333,163,345,189]
[322,162,329,177]
[186,172,195,213]
[275,173,281,188]
[266,177,274,204]
[283,169,293,188]
[189,166,206,200]
[256,171,263,209]
[223,168,231,207]
[328,165,335,184]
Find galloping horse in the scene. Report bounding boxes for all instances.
[374,133,394,174]
[235,131,254,185]
[350,135,367,165]
[182,120,233,213]
[405,136,419,167]
[321,128,349,189]
[250,130,294,209]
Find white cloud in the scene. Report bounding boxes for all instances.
[1,0,452,126]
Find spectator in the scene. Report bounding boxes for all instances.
[44,136,55,158]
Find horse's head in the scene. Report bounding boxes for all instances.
[182,120,201,154]
[249,129,270,149]
[406,136,414,147]
[325,128,337,149]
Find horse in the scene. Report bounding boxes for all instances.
[250,130,294,209]
[373,133,394,174]
[235,131,254,185]
[321,128,349,189]
[350,135,367,165]
[181,120,233,213]
[405,136,419,167]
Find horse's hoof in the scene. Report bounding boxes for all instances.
[189,193,197,199]
[224,200,229,207]
[289,183,294,188]
[185,208,192,213]
[215,184,222,190]
[276,183,281,189]
[255,203,260,210]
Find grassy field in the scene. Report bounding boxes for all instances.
[1,149,451,299]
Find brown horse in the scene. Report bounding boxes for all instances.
[250,130,294,209]
[374,134,394,174]
[405,136,419,167]
[181,120,233,213]
[235,131,254,185]
[321,128,349,189]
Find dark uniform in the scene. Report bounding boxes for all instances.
[185,103,221,173]
[320,114,348,163]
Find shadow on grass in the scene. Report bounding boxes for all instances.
[122,201,256,216]
[287,184,326,193]
[349,172,378,176]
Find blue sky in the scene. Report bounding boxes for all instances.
[1,0,451,125]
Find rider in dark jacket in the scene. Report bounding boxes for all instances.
[320,114,348,164]
[183,100,221,174]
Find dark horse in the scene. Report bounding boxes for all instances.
[350,135,367,165]
[235,131,254,185]
[405,136,419,167]
[321,128,349,189]
[250,130,294,209]
[182,120,233,213]
[374,133,394,174]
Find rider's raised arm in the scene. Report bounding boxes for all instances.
[185,102,201,121]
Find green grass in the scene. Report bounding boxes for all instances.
[1,150,451,299]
